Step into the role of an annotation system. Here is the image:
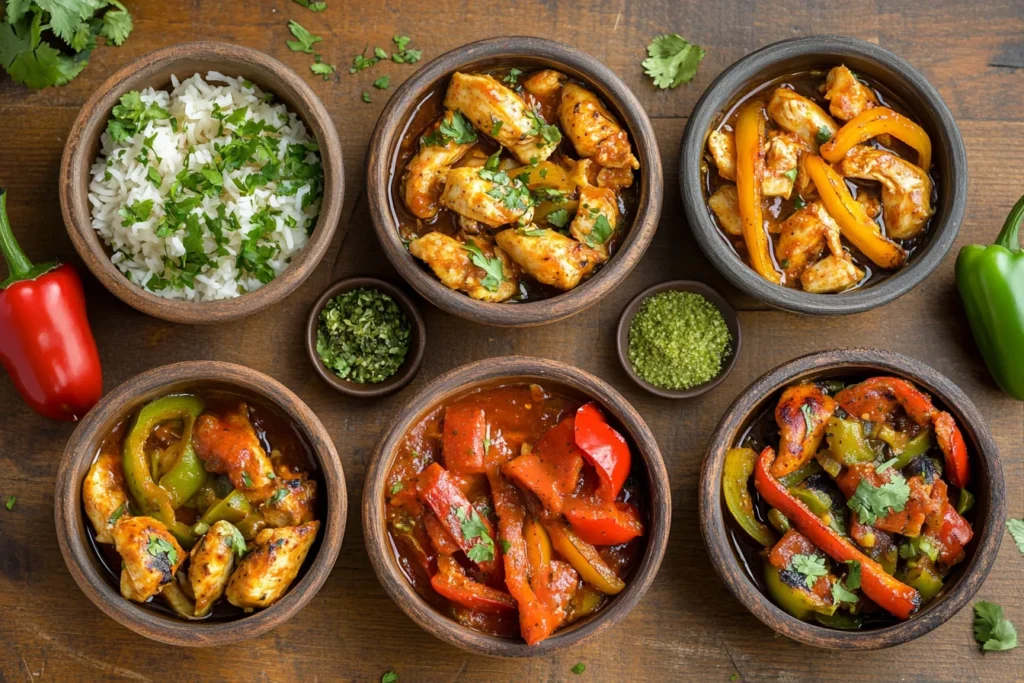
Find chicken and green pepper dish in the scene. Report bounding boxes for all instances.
[385,384,646,644]
[393,68,639,302]
[83,393,320,619]
[723,376,974,628]
[704,66,937,292]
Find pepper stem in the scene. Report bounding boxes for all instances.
[994,194,1024,253]
[0,189,33,278]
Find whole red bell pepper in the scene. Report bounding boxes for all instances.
[574,403,631,502]
[0,190,102,420]
[753,446,921,620]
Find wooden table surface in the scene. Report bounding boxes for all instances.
[1,1,1022,681]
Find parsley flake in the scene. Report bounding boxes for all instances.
[241,471,253,488]
[147,535,178,567]
[390,481,404,495]
[269,488,290,505]
[816,126,833,144]
[571,663,586,675]
[293,0,328,10]
[1006,518,1024,554]
[455,505,495,563]
[226,523,247,557]
[108,502,127,525]
[381,672,399,683]
[583,214,613,248]
[831,581,858,606]
[545,208,571,228]
[373,75,390,90]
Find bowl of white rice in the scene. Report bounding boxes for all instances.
[60,42,343,324]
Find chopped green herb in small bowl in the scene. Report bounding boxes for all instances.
[306,277,425,398]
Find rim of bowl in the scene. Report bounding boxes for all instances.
[59,41,345,324]
[679,35,966,315]
[698,348,1005,649]
[362,356,671,657]
[616,280,742,399]
[366,36,664,328]
[305,276,427,398]
[54,361,348,646]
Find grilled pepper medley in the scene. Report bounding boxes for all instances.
[385,384,646,644]
[83,393,320,619]
[723,376,974,628]
[704,66,936,292]
[394,68,640,302]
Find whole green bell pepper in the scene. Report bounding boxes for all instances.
[956,194,1024,400]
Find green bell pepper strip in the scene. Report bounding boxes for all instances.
[763,564,837,620]
[779,460,823,488]
[898,558,943,602]
[767,508,792,535]
[956,488,975,515]
[956,194,1024,400]
[814,611,863,630]
[891,428,934,470]
[722,448,777,547]
[159,414,207,508]
[824,417,876,465]
[200,489,252,526]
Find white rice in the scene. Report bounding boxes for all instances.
[88,72,323,301]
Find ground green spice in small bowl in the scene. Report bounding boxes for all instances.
[627,290,732,390]
[316,287,411,384]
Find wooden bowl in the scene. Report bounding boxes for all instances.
[680,36,967,315]
[366,36,663,327]
[59,42,344,324]
[363,357,671,656]
[305,276,427,398]
[54,361,347,646]
[616,280,742,399]
[699,348,1004,649]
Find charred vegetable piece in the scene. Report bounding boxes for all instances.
[723,447,777,547]
[544,519,625,595]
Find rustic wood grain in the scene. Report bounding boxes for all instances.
[1,0,1022,680]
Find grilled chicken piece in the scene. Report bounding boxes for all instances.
[261,474,317,528]
[440,166,532,228]
[707,129,736,181]
[408,232,518,302]
[596,165,634,192]
[522,69,567,121]
[771,384,837,477]
[83,452,130,544]
[189,520,240,617]
[857,192,883,219]
[800,253,865,293]
[708,185,742,236]
[113,516,184,603]
[495,228,600,290]
[822,65,879,122]
[793,154,817,199]
[403,112,475,219]
[558,83,639,170]
[569,186,618,261]
[226,521,319,610]
[444,72,558,164]
[767,88,839,151]
[840,145,934,239]
[192,403,275,503]
[762,131,805,199]
[775,200,844,282]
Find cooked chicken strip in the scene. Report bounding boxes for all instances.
[83,452,130,544]
[113,516,184,603]
[261,474,317,528]
[558,83,639,170]
[226,521,319,610]
[596,165,634,192]
[822,65,879,122]
[840,145,934,239]
[440,166,532,228]
[775,200,844,282]
[192,403,275,503]
[444,72,557,164]
[494,228,600,290]
[408,232,518,302]
[767,88,839,151]
[189,520,240,617]
[773,384,837,477]
[707,129,736,181]
[800,253,865,293]
[708,185,742,236]
[570,186,618,262]
[403,112,475,219]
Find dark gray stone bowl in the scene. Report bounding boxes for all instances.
[679,35,966,315]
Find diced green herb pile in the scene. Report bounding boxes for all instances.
[316,288,412,384]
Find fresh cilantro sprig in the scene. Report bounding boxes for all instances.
[106,91,172,143]
[831,581,858,606]
[847,472,911,525]
[642,34,705,90]
[1006,518,1024,554]
[422,110,477,147]
[584,214,613,248]
[790,553,828,589]
[4,495,15,511]
[974,601,1018,652]
[455,505,495,563]
[311,55,335,81]
[462,243,506,293]
[226,523,247,557]
[287,21,321,54]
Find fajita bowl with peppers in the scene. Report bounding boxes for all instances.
[699,348,1004,649]
[363,357,670,657]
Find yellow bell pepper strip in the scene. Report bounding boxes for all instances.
[820,107,932,170]
[805,154,906,269]
[722,447,776,547]
[734,100,782,284]
[544,519,625,595]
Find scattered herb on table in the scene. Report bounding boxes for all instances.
[973,601,1018,651]
[1007,518,1024,554]
[293,0,328,11]
[362,91,372,103]
[627,290,732,390]
[4,495,15,511]
[316,288,412,384]
[381,672,398,683]
[311,55,335,80]
[642,34,705,90]
[286,21,321,54]
[571,662,586,675]
[391,35,422,64]
[373,75,390,90]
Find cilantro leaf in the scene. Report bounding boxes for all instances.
[831,581,858,606]
[571,663,586,675]
[499,539,511,553]
[545,208,571,228]
[286,20,321,54]
[526,109,561,145]
[391,34,421,64]
[424,110,477,146]
[381,672,398,683]
[373,75,389,89]
[462,242,506,293]
[584,214,613,248]
[100,6,133,46]
[5,0,33,24]
[226,523,247,557]
[642,34,705,89]
[1,11,89,89]
[455,505,495,563]
[503,67,522,86]
[108,502,127,525]
[4,495,15,511]
[844,560,861,590]
[362,91,371,103]
[1007,518,1024,554]
[800,403,814,433]
[268,487,289,505]
[311,58,335,80]
[974,601,1018,652]
[816,126,833,144]
[390,481,404,495]
[36,0,100,45]
[293,0,327,10]
[847,472,910,525]
[790,553,828,588]
[147,535,178,567]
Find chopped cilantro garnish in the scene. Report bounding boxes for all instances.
[373,75,390,90]
[583,214,613,248]
[147,535,178,567]
[503,67,523,86]
[790,553,828,588]
[390,481,404,495]
[108,502,127,525]
[241,471,253,488]
[462,243,506,293]
[545,208,571,228]
[292,0,328,10]
[848,471,911,525]
[286,21,321,54]
[816,126,833,144]
[455,505,495,563]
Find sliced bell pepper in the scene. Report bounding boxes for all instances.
[543,518,625,595]
[764,564,837,620]
[159,417,208,508]
[562,496,644,546]
[934,411,970,489]
[506,161,575,192]
[804,154,906,270]
[820,106,932,170]
[778,459,824,489]
[524,516,552,576]
[753,446,920,619]
[824,417,877,466]
[722,447,776,547]
[442,404,487,474]
[424,510,462,555]
[430,556,517,614]
[892,428,935,470]
[565,584,605,625]
[501,417,583,514]
[934,502,973,567]
[574,403,631,502]
[734,100,782,284]
[199,489,251,526]
[418,462,500,575]
[898,557,944,602]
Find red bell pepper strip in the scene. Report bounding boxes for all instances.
[563,495,643,546]
[430,555,517,614]
[753,446,921,620]
[934,502,973,567]
[417,463,500,575]
[442,404,487,474]
[574,403,631,502]
[423,511,461,555]
[501,417,584,514]
[0,190,102,421]
[934,411,970,489]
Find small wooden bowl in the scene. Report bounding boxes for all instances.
[305,276,427,398]
[680,36,967,315]
[59,42,344,324]
[363,357,671,657]
[366,36,663,327]
[616,280,742,399]
[699,348,1005,649]
[55,361,347,646]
